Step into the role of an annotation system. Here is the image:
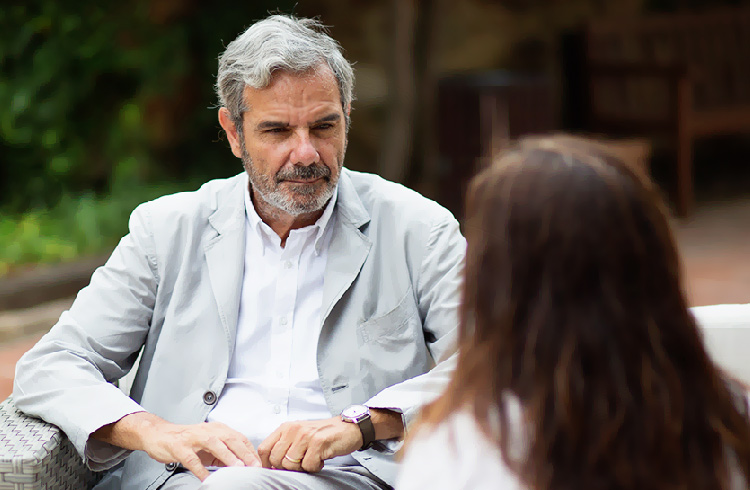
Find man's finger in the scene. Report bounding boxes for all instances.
[268,435,293,469]
[282,429,313,471]
[204,423,261,468]
[245,439,262,466]
[281,450,305,471]
[177,450,210,482]
[202,436,244,468]
[257,429,282,468]
[301,449,324,474]
[223,435,262,468]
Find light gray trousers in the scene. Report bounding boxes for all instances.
[159,466,391,490]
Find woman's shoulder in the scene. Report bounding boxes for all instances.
[397,407,525,490]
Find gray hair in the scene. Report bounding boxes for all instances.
[216,15,355,129]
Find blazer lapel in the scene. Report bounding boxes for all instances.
[205,174,246,354]
[321,170,372,324]
[202,170,370,343]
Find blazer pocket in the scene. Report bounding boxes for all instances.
[355,286,429,394]
[357,286,419,344]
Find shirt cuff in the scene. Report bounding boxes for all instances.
[83,408,146,471]
[366,405,406,454]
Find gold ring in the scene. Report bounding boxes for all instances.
[284,455,302,464]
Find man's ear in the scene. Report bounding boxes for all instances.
[218,107,243,159]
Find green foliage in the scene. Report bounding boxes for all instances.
[0,181,194,276]
[0,0,295,273]
[1,1,171,210]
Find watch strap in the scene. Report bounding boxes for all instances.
[358,414,376,451]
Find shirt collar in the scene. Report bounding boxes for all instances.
[243,172,338,256]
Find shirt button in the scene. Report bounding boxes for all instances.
[273,405,281,414]
[280,316,288,326]
[284,260,293,269]
[202,390,217,405]
[165,462,178,471]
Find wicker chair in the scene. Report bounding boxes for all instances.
[0,396,101,489]
[1,304,749,487]
[0,360,139,488]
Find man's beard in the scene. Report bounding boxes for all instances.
[241,144,340,217]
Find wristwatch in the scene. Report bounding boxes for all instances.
[341,404,376,450]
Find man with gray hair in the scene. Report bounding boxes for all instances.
[14,14,464,490]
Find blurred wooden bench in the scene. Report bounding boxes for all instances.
[584,6,750,216]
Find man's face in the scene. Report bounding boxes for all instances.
[224,66,348,217]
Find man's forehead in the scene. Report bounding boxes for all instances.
[242,66,340,103]
[238,70,344,129]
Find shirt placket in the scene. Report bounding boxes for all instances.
[267,235,303,422]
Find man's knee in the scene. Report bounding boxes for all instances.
[200,467,284,490]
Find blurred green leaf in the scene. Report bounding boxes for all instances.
[120,103,141,131]
[48,155,71,175]
[0,0,295,272]
[0,181,195,274]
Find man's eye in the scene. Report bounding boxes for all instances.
[265,128,288,134]
[314,123,334,131]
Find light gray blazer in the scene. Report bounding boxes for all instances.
[13,169,466,490]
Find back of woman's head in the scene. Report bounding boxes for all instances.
[436,135,750,490]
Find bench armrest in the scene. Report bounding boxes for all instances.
[0,396,102,489]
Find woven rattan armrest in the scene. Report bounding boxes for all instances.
[0,396,102,489]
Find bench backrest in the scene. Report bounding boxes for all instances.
[693,304,750,386]
[586,6,750,114]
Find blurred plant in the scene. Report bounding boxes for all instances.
[0,0,294,273]
[0,181,194,276]
[0,0,296,210]
[0,1,180,211]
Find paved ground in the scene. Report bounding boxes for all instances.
[0,197,748,400]
[0,333,46,401]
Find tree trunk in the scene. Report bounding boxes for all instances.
[379,0,417,184]
[410,0,444,198]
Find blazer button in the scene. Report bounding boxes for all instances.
[165,462,178,471]
[203,390,217,405]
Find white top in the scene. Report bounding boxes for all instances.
[397,407,523,490]
[398,393,750,490]
[207,175,355,465]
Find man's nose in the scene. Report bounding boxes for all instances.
[290,131,320,166]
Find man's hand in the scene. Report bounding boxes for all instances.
[92,412,261,481]
[257,417,361,473]
[257,408,404,473]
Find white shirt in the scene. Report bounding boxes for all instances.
[207,175,356,465]
[397,401,525,490]
[397,393,750,490]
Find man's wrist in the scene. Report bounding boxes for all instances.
[369,408,405,441]
[341,405,376,450]
[91,411,160,451]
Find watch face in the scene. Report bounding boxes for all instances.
[341,404,369,420]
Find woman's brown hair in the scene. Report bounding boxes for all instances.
[420,135,750,489]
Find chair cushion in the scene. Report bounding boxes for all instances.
[692,304,750,385]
